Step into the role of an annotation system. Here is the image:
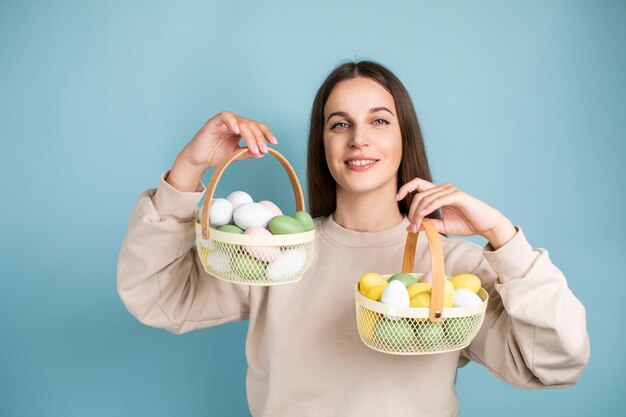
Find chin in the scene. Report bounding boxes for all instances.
[338,179,394,196]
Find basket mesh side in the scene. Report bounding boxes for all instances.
[356,303,485,355]
[196,236,314,285]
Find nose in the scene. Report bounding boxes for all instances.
[348,124,369,148]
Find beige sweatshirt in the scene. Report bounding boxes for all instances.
[117,172,590,417]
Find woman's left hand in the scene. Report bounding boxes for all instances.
[396,178,518,250]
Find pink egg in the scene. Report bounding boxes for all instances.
[244,227,281,262]
[258,200,283,216]
[421,270,433,283]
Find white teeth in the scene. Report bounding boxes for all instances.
[347,159,376,166]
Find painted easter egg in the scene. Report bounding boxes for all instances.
[227,191,253,209]
[209,198,234,227]
[268,215,306,234]
[292,211,315,231]
[266,248,307,281]
[244,227,281,262]
[233,202,274,230]
[230,253,266,280]
[207,251,231,273]
[380,280,410,320]
[258,200,283,216]
[453,288,483,307]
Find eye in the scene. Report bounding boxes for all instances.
[330,121,350,130]
[373,118,389,126]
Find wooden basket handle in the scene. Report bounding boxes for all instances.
[401,218,445,323]
[200,148,305,240]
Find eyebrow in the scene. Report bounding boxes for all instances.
[325,107,395,124]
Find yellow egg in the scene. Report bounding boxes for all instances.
[358,309,379,341]
[409,280,455,308]
[364,285,387,301]
[449,274,482,294]
[444,279,456,308]
[359,272,388,293]
[410,291,431,308]
[199,248,210,264]
[407,282,432,298]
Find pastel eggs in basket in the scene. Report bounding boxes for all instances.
[357,272,484,348]
[210,191,314,233]
[359,272,483,308]
[206,191,314,282]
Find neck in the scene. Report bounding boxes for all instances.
[333,187,404,232]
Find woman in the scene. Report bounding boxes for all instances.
[117,60,589,417]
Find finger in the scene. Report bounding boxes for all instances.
[408,184,454,222]
[247,121,269,154]
[233,146,261,162]
[410,191,461,235]
[419,191,462,218]
[217,111,240,135]
[409,189,457,232]
[406,222,426,233]
[238,122,261,155]
[255,121,278,145]
[408,187,457,234]
[396,177,437,201]
[418,218,446,235]
[410,185,456,222]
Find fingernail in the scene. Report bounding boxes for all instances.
[234,124,240,135]
[252,144,259,154]
[419,209,427,215]
[263,144,268,153]
[412,224,418,233]
[272,136,278,144]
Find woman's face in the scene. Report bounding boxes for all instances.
[323,76,403,198]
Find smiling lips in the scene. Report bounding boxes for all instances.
[345,158,379,171]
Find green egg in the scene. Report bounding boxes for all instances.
[230,253,266,280]
[292,211,315,231]
[217,225,244,234]
[388,273,417,287]
[268,215,306,235]
[443,318,472,346]
[374,319,416,349]
[414,320,445,348]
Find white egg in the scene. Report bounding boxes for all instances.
[380,280,410,320]
[209,198,234,227]
[197,238,215,250]
[233,202,274,230]
[266,248,307,281]
[207,251,231,273]
[227,191,253,209]
[453,288,483,307]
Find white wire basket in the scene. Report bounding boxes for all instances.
[354,218,488,355]
[196,148,315,286]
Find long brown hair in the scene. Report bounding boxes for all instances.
[306,60,440,221]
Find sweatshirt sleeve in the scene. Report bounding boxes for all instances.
[116,171,250,334]
[459,227,590,388]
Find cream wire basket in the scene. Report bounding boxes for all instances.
[354,218,488,355]
[195,148,315,286]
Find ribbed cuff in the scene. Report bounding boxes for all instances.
[482,226,538,283]
[152,171,206,221]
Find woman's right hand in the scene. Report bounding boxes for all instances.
[166,112,278,192]
[182,111,278,169]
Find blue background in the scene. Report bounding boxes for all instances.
[1,0,624,416]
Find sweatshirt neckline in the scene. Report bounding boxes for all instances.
[318,213,412,249]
